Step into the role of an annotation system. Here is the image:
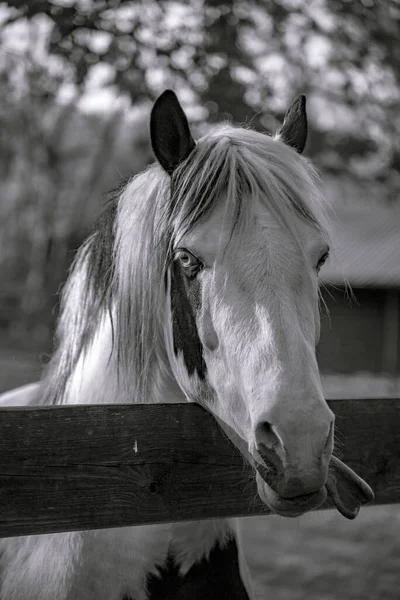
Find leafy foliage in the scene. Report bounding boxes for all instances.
[2,0,400,186]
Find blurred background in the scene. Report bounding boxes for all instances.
[0,1,399,598]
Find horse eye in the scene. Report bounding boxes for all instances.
[316,250,330,271]
[175,249,203,272]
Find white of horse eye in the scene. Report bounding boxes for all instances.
[316,250,330,271]
[176,249,202,270]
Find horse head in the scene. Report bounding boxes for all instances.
[150,89,373,519]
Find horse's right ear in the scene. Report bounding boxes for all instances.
[150,90,196,175]
[276,95,308,154]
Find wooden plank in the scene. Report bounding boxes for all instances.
[0,399,399,538]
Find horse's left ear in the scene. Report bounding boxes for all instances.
[276,95,308,154]
[150,90,196,175]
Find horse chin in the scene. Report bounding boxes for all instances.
[255,472,327,518]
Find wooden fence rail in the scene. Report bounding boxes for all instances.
[0,398,399,538]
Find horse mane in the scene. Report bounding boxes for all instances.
[40,125,330,405]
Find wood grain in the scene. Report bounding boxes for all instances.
[0,399,399,538]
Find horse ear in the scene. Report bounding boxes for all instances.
[150,90,196,175]
[276,95,308,154]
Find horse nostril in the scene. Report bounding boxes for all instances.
[255,421,280,450]
[254,422,283,489]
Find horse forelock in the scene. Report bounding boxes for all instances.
[168,125,330,247]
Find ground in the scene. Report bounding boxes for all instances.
[0,350,399,599]
[238,506,400,600]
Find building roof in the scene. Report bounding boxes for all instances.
[320,203,400,288]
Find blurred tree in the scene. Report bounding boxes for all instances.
[2,0,400,188]
[0,25,151,346]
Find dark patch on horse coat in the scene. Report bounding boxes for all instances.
[170,260,207,380]
[145,538,250,600]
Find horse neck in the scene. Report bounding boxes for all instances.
[62,310,186,406]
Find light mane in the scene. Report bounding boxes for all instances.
[41,125,330,405]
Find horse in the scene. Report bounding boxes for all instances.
[0,90,374,600]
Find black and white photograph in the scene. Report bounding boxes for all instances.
[0,1,399,599]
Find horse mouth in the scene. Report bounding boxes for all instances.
[255,472,327,517]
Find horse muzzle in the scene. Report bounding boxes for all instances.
[213,413,374,519]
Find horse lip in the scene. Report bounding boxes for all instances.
[268,488,326,516]
[279,489,320,501]
[256,472,327,516]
